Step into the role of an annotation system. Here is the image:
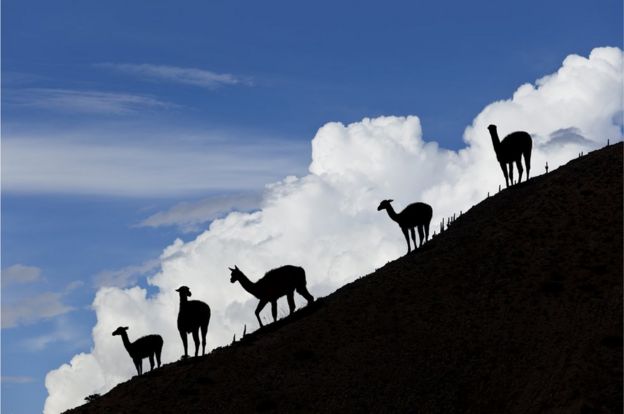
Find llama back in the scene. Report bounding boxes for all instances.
[403,202,433,226]
[257,265,306,296]
[500,131,532,160]
[178,300,211,330]
[133,335,163,358]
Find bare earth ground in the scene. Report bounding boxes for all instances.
[67,143,623,414]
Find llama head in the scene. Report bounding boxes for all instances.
[112,326,129,336]
[228,265,242,283]
[377,199,394,211]
[176,286,192,298]
[487,124,498,134]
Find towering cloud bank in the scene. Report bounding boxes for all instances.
[45,47,622,413]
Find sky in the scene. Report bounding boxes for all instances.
[1,1,622,413]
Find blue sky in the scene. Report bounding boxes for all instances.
[2,1,622,413]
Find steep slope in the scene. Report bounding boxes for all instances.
[67,143,623,414]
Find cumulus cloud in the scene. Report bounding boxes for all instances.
[137,193,263,232]
[44,47,623,414]
[99,63,251,88]
[8,88,172,114]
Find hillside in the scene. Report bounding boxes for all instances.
[67,143,623,414]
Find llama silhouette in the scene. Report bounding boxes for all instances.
[377,199,433,254]
[487,124,532,187]
[176,286,211,358]
[229,265,314,328]
[111,326,163,376]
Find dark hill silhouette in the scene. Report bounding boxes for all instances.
[66,143,622,414]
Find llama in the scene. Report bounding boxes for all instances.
[377,199,433,254]
[487,124,532,187]
[176,286,211,358]
[228,265,314,328]
[111,326,163,376]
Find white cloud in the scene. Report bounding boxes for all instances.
[2,264,42,287]
[138,193,263,232]
[99,63,251,88]
[1,131,308,197]
[8,88,172,114]
[44,47,623,414]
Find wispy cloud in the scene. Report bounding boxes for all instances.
[22,317,89,352]
[138,193,262,232]
[2,129,308,197]
[1,266,81,328]
[1,71,45,86]
[8,88,172,114]
[1,376,36,384]
[99,63,251,89]
[2,264,42,287]
[93,259,160,288]
[1,292,73,329]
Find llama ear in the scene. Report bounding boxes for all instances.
[388,199,394,203]
[228,267,234,271]
[124,326,129,330]
[235,265,239,270]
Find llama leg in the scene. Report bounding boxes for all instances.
[424,221,430,243]
[192,329,200,357]
[255,299,268,327]
[500,162,509,187]
[200,323,208,356]
[409,228,417,250]
[271,301,278,322]
[287,292,295,314]
[156,347,162,368]
[417,226,424,247]
[179,330,188,357]
[508,163,514,185]
[148,355,155,371]
[296,285,314,303]
[501,163,509,187]
[516,159,524,183]
[402,227,411,253]
[524,151,531,180]
[134,359,142,376]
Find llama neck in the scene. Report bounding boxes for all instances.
[119,332,133,353]
[385,205,400,223]
[236,273,260,298]
[179,295,188,310]
[489,128,501,154]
